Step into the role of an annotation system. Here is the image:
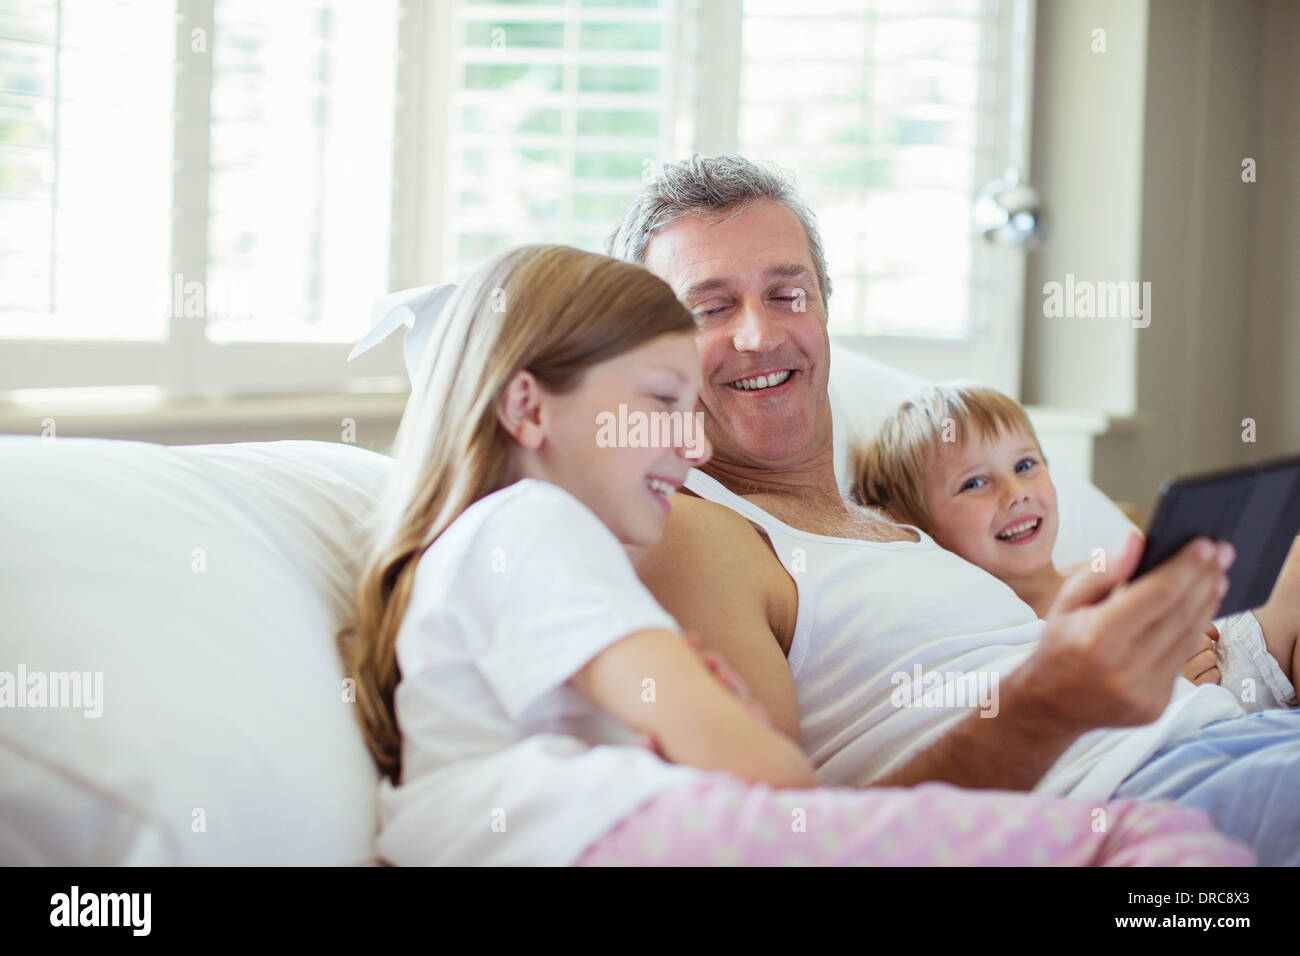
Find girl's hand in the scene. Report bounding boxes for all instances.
[571,626,819,789]
[682,631,772,727]
[635,729,668,759]
[631,632,773,761]
[1183,623,1221,686]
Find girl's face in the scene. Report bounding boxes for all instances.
[505,331,711,548]
[920,426,1059,584]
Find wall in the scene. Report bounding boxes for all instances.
[1245,0,1300,463]
[1021,0,1147,418]
[1023,0,1297,515]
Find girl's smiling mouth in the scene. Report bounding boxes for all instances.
[645,474,682,516]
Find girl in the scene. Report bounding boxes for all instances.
[337,245,1253,866]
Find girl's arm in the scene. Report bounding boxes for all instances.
[570,628,819,789]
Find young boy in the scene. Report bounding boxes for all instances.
[852,381,1299,709]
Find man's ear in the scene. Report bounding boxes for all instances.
[495,370,546,451]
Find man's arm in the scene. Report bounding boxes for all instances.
[877,531,1234,790]
[635,505,1231,791]
[631,492,804,745]
[872,665,1085,789]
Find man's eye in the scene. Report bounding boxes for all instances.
[653,394,679,406]
[696,304,727,317]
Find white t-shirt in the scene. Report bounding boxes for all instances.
[374,478,703,866]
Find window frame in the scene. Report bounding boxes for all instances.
[0,0,409,398]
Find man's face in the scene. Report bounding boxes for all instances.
[641,200,832,471]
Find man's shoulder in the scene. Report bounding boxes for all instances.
[666,487,771,551]
[635,480,799,663]
[633,487,784,592]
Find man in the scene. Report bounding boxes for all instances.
[605,153,1300,863]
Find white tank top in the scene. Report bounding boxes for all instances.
[683,468,1246,799]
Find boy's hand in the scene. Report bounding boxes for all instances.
[1182,622,1221,686]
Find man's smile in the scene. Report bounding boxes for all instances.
[724,368,796,392]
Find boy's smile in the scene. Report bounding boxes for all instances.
[994,514,1044,545]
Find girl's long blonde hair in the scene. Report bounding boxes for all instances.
[337,244,697,784]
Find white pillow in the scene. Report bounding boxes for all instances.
[0,437,394,865]
[827,342,1134,568]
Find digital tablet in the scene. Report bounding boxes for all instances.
[1132,453,1300,616]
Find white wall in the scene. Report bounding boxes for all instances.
[1021,0,1147,418]
[1023,0,1297,514]
[1246,0,1300,462]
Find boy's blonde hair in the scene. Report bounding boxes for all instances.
[851,382,1045,530]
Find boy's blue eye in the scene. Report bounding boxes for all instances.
[1016,458,1036,473]
[961,477,985,491]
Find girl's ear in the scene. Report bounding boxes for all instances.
[495,370,546,451]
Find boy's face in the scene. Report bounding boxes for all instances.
[920,425,1058,583]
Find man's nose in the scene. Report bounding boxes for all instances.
[731,298,786,353]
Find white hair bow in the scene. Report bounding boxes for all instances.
[346,283,459,384]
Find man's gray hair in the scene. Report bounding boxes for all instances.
[604,153,833,307]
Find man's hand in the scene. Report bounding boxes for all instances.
[1024,529,1233,735]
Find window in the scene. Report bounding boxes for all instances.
[435,0,1033,395]
[439,0,689,283]
[742,0,996,339]
[206,0,397,344]
[0,0,173,340]
[0,0,403,397]
[736,0,1033,393]
[1,0,1031,401]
